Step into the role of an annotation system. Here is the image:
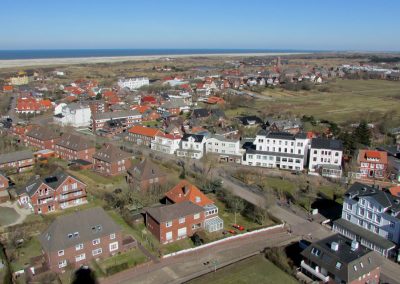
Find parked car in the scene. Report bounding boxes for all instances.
[228,229,237,235]
[233,224,245,231]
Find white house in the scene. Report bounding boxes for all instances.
[151,133,181,155]
[243,130,310,171]
[206,135,243,163]
[53,103,92,128]
[333,182,399,258]
[308,138,343,178]
[117,77,149,90]
[54,103,67,115]
[176,134,207,159]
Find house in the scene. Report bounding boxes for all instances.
[158,100,189,116]
[145,202,205,244]
[142,109,161,122]
[333,182,399,258]
[308,138,343,178]
[244,131,310,171]
[357,150,388,180]
[0,150,34,173]
[237,115,264,127]
[16,97,51,114]
[126,158,166,191]
[16,170,87,214]
[9,71,29,85]
[90,110,142,133]
[98,119,125,137]
[0,172,9,191]
[117,77,149,90]
[92,144,132,176]
[266,118,303,135]
[140,96,158,106]
[300,234,381,284]
[151,132,181,155]
[55,133,95,162]
[206,134,243,163]
[26,126,60,150]
[53,103,92,128]
[38,207,122,273]
[165,180,224,233]
[176,134,207,159]
[127,125,161,147]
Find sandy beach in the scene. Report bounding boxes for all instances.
[0,52,308,69]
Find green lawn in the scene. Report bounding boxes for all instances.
[258,79,400,124]
[262,177,297,196]
[0,207,20,226]
[97,249,147,272]
[10,237,42,271]
[188,254,298,284]
[162,238,194,255]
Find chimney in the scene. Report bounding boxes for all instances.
[331,242,339,251]
[351,240,359,251]
[182,186,189,195]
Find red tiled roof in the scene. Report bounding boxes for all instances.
[131,105,151,113]
[128,125,160,137]
[165,180,213,207]
[358,149,388,164]
[389,186,400,197]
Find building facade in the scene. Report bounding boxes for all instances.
[176,134,207,159]
[54,103,92,128]
[0,150,34,173]
[126,125,161,147]
[26,126,60,150]
[117,77,149,90]
[206,134,243,163]
[55,133,95,162]
[357,150,388,180]
[151,133,181,155]
[309,138,343,178]
[92,144,132,176]
[90,110,142,133]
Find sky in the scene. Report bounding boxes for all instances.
[0,0,399,51]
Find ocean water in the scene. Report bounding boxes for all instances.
[0,49,317,60]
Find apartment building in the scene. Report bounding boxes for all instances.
[90,110,142,133]
[26,126,60,150]
[309,138,343,178]
[357,150,388,180]
[54,103,92,128]
[126,158,166,191]
[0,150,34,173]
[93,144,132,176]
[176,134,207,159]
[151,132,181,155]
[117,77,149,90]
[127,125,161,147]
[55,133,95,162]
[206,134,243,163]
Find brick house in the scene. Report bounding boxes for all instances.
[16,170,87,214]
[126,158,166,191]
[357,150,388,179]
[55,133,95,162]
[165,180,224,232]
[26,126,60,150]
[0,150,34,173]
[0,172,9,191]
[92,144,132,176]
[300,234,381,284]
[38,207,122,273]
[145,201,205,244]
[127,125,161,147]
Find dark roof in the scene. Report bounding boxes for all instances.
[145,201,203,223]
[26,126,60,141]
[345,182,400,216]
[181,134,205,143]
[93,144,132,163]
[333,218,395,250]
[56,133,94,151]
[18,170,84,197]
[39,207,121,252]
[311,138,343,151]
[0,150,33,164]
[192,108,210,118]
[127,158,166,181]
[301,234,381,283]
[261,131,308,140]
[237,115,263,126]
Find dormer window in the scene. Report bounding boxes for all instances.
[335,262,342,270]
[68,234,73,239]
[74,232,79,238]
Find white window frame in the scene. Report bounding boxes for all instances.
[92,238,100,246]
[75,243,84,251]
[75,253,86,262]
[92,248,102,256]
[58,260,67,268]
[110,233,116,240]
[109,241,119,252]
[166,221,172,227]
[179,217,185,224]
[58,250,64,256]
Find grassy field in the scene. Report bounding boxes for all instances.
[10,237,42,271]
[97,249,147,273]
[256,79,400,124]
[188,254,298,284]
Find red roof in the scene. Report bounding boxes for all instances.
[3,85,13,91]
[41,99,52,108]
[165,180,214,207]
[131,105,151,113]
[156,132,181,140]
[358,149,388,164]
[389,186,400,197]
[128,125,160,137]
[141,96,157,104]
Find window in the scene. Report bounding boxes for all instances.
[335,262,342,270]
[367,211,373,220]
[389,221,395,228]
[110,233,116,240]
[63,185,68,192]
[72,183,77,189]
[347,203,352,210]
[311,247,321,257]
[75,253,86,262]
[58,260,67,268]
[360,262,364,268]
[166,232,172,241]
[194,213,200,220]
[109,241,119,252]
[353,265,357,271]
[73,232,79,238]
[58,250,64,256]
[166,221,172,227]
[179,217,185,224]
[92,248,102,256]
[75,243,83,251]
[92,238,100,245]
[346,213,351,221]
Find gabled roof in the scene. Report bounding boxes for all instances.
[56,133,94,151]
[26,126,60,141]
[165,180,213,207]
[301,234,381,283]
[39,207,121,252]
[145,201,204,223]
[311,138,343,151]
[358,150,387,164]
[128,125,160,138]
[181,134,205,143]
[93,144,132,163]
[127,158,166,181]
[0,150,33,164]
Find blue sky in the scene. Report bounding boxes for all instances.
[0,0,399,51]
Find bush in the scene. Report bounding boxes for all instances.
[264,247,294,275]
[106,262,129,275]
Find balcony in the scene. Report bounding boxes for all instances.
[300,260,330,283]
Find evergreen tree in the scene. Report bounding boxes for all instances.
[353,120,371,146]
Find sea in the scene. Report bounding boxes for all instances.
[0,49,318,60]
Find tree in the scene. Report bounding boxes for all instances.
[338,131,356,156]
[353,120,371,146]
